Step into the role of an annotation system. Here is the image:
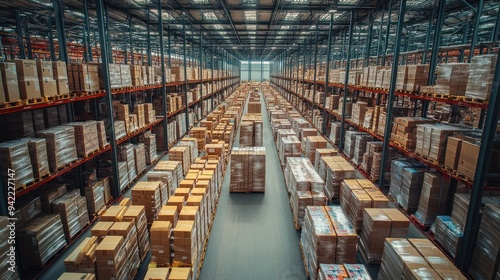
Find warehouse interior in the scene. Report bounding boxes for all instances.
[0,0,499,279]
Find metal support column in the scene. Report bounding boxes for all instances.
[322,14,334,135]
[199,32,203,116]
[301,41,307,112]
[182,17,189,131]
[23,17,32,59]
[379,0,407,188]
[95,0,120,197]
[339,11,355,150]
[84,0,93,62]
[104,5,113,64]
[47,16,56,61]
[53,0,68,62]
[312,26,319,111]
[211,41,214,109]
[129,14,134,65]
[422,9,434,64]
[425,0,446,118]
[15,11,25,59]
[158,0,168,151]
[365,12,374,67]
[381,0,393,66]
[261,59,263,82]
[375,8,385,65]
[168,30,171,69]
[468,0,483,62]
[457,52,500,271]
[147,9,152,65]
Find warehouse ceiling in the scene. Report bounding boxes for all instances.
[0,0,498,62]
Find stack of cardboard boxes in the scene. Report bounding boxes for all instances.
[406,64,429,92]
[434,63,470,96]
[67,121,99,158]
[68,63,99,92]
[95,236,128,280]
[169,146,191,175]
[391,117,433,151]
[465,54,497,100]
[37,60,57,97]
[0,139,35,188]
[304,136,328,164]
[230,147,266,193]
[64,236,98,274]
[0,62,21,102]
[131,181,162,223]
[12,60,41,99]
[36,126,78,172]
[130,65,143,86]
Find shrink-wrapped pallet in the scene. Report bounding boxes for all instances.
[230,147,266,193]
[414,172,450,226]
[36,126,78,172]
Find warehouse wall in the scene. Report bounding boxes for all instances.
[240,61,270,81]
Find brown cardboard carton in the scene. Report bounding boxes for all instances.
[0,62,20,101]
[52,61,68,80]
[168,267,192,280]
[167,196,185,212]
[91,221,114,242]
[94,235,124,259]
[39,79,58,97]
[56,78,70,95]
[37,60,54,80]
[100,206,127,222]
[18,79,41,99]
[444,137,462,170]
[10,59,38,79]
[144,267,170,280]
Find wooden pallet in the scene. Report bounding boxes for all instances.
[23,97,47,105]
[0,100,23,109]
[464,97,486,104]
[35,172,51,183]
[55,159,79,172]
[449,95,465,101]
[359,242,381,265]
[15,179,37,191]
[83,148,100,158]
[47,94,71,101]
[409,214,431,231]
[456,173,473,183]
[70,90,104,96]
[433,93,450,99]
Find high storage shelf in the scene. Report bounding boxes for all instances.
[269,75,496,190]
[11,76,239,199]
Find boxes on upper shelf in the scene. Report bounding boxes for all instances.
[0,62,21,102]
[10,59,41,99]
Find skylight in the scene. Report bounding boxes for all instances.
[247,25,257,30]
[284,13,300,20]
[244,11,257,21]
[203,12,217,20]
[213,24,224,29]
[192,0,209,3]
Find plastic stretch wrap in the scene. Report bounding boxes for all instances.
[344,131,366,159]
[432,216,463,258]
[18,214,67,266]
[66,121,99,157]
[0,139,34,188]
[84,180,105,215]
[119,144,137,182]
[414,172,450,226]
[470,204,500,280]
[389,160,426,213]
[322,156,356,200]
[134,143,147,175]
[304,136,327,164]
[36,126,78,172]
[52,190,89,241]
[352,133,373,166]
[465,54,498,100]
[114,120,126,140]
[178,140,198,164]
[147,171,171,206]
[278,135,301,166]
[230,147,266,193]
[434,63,469,96]
[313,148,338,181]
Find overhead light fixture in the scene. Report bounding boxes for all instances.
[328,9,337,13]
[232,46,237,49]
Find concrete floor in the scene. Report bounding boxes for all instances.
[199,92,306,280]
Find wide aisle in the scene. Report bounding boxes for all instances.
[199,93,306,280]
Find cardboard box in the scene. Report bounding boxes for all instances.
[444,137,462,170]
[39,79,58,97]
[37,60,54,80]
[18,79,41,99]
[0,62,20,101]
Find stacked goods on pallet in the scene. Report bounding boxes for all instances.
[18,214,67,266]
[68,63,99,92]
[359,208,410,263]
[158,205,179,228]
[469,204,500,280]
[344,131,366,159]
[84,180,105,215]
[329,122,341,145]
[415,124,468,163]
[120,64,133,87]
[248,101,261,113]
[304,136,328,164]
[360,141,382,175]
[406,64,429,92]
[340,179,390,230]
[434,63,470,96]
[278,135,301,166]
[413,172,451,226]
[0,139,34,188]
[395,65,408,91]
[190,127,207,150]
[53,189,89,241]
[95,236,128,280]
[432,216,463,259]
[229,147,266,193]
[301,206,358,280]
[114,121,126,139]
[178,138,199,164]
[444,136,462,172]
[147,171,171,205]
[109,220,140,276]
[455,132,500,180]
[378,238,465,279]
[37,60,57,97]
[131,181,162,223]
[95,121,108,148]
[36,126,78,172]
[134,104,145,128]
[143,132,158,165]
[322,156,356,200]
[173,220,198,276]
[171,66,185,82]
[285,158,325,228]
[4,111,34,138]
[352,133,374,166]
[169,146,191,175]
[0,62,21,102]
[145,267,192,280]
[119,144,137,183]
[239,116,263,147]
[134,143,147,176]
[465,54,497,100]
[64,236,97,274]
[313,148,338,181]
[389,160,426,213]
[318,264,371,280]
[351,102,368,125]
[124,205,150,260]
[8,59,40,99]
[130,65,143,86]
[66,121,99,157]
[300,128,318,147]
[150,221,172,266]
[391,117,433,151]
